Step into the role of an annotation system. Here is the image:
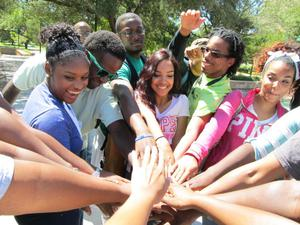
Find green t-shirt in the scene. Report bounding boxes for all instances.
[188,73,231,117]
[117,54,144,82]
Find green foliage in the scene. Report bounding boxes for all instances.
[249,0,300,54]
[0,0,259,53]
[238,63,253,75]
[231,74,260,81]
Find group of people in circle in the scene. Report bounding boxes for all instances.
[0,8,300,225]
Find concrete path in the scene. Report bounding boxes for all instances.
[0,54,203,225]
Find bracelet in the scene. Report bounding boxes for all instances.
[92,167,102,177]
[135,133,153,142]
[155,135,165,142]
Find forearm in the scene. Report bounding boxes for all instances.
[192,91,242,157]
[168,29,189,61]
[174,134,197,160]
[0,141,57,166]
[174,115,211,160]
[0,159,128,215]
[190,143,256,190]
[106,194,153,225]
[191,195,299,225]
[214,180,300,222]
[31,127,94,174]
[139,104,164,139]
[200,154,284,195]
[0,108,69,166]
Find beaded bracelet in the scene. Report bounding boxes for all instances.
[135,133,153,142]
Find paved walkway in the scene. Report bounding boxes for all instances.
[0,55,203,225]
[0,205,103,225]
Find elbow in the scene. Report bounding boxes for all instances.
[240,167,261,187]
[112,82,133,100]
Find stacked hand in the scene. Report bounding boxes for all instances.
[171,155,199,184]
[131,145,171,205]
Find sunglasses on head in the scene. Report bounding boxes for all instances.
[201,47,231,58]
[87,50,115,78]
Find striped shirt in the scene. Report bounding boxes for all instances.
[249,106,300,160]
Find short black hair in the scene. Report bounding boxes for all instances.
[115,12,142,33]
[209,27,245,77]
[40,23,87,68]
[84,30,126,61]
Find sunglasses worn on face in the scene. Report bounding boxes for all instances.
[87,50,115,78]
[201,47,231,58]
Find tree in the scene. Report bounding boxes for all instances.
[1,0,258,54]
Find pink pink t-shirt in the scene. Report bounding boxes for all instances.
[203,88,287,169]
[156,95,189,144]
[185,89,287,168]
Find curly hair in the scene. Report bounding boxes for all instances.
[136,49,180,112]
[254,41,300,73]
[254,41,300,109]
[83,30,126,61]
[209,27,245,77]
[40,23,87,68]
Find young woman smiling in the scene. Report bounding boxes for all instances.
[172,52,298,184]
[16,23,90,225]
[135,49,189,152]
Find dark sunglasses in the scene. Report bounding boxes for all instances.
[87,50,115,78]
[201,47,231,58]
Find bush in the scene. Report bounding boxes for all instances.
[230,74,260,81]
[238,63,253,74]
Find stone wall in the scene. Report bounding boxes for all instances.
[230,80,260,94]
[0,46,17,55]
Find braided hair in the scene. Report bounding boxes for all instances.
[209,27,245,77]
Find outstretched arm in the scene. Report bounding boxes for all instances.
[0,140,58,166]
[111,79,156,157]
[106,146,170,225]
[200,153,286,195]
[0,158,129,215]
[164,184,299,225]
[188,142,256,190]
[171,113,212,183]
[136,98,174,164]
[107,119,135,162]
[0,106,70,167]
[0,95,94,174]
[171,91,242,184]
[30,127,94,174]
[191,195,298,225]
[214,180,300,222]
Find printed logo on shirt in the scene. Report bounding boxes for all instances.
[227,114,272,139]
[159,116,177,144]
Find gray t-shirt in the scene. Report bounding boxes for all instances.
[274,130,300,180]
